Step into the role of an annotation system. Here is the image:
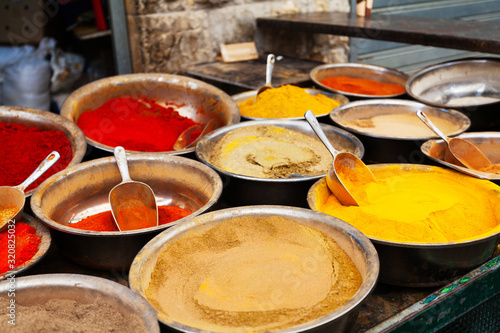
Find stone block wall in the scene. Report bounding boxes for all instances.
[125,0,350,73]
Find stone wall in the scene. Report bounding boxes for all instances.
[125,0,350,73]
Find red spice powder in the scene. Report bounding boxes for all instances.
[76,97,203,152]
[69,205,192,232]
[0,122,73,191]
[320,76,405,96]
[0,222,42,274]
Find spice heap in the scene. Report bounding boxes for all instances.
[77,97,203,152]
[320,76,405,95]
[145,216,362,332]
[0,222,41,274]
[0,205,18,226]
[238,85,341,118]
[209,125,333,178]
[0,297,148,333]
[316,165,500,243]
[69,205,191,232]
[0,122,72,191]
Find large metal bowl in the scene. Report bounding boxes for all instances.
[329,99,470,163]
[60,73,240,155]
[0,213,51,280]
[307,164,500,287]
[0,274,160,332]
[0,106,87,196]
[30,154,222,271]
[196,119,364,207]
[129,206,379,333]
[406,58,500,130]
[310,63,408,99]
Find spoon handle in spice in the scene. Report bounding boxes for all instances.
[17,151,60,192]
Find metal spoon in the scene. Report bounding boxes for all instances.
[109,146,158,231]
[305,110,377,206]
[0,151,60,232]
[416,110,493,171]
[173,119,217,151]
[253,54,276,104]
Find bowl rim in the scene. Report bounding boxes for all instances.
[30,154,223,236]
[129,205,380,333]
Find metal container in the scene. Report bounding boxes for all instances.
[30,154,222,271]
[310,63,408,99]
[0,273,160,332]
[329,99,470,163]
[196,120,364,207]
[232,88,349,121]
[406,58,500,130]
[129,206,379,333]
[60,73,241,155]
[0,106,87,196]
[307,164,500,287]
[0,213,51,280]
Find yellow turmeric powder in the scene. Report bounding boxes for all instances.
[315,165,500,243]
[238,85,341,118]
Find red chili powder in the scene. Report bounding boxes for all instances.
[320,76,405,95]
[76,97,203,151]
[0,122,73,191]
[68,205,192,232]
[0,222,42,274]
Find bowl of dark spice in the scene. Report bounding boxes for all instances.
[0,106,87,196]
[60,73,240,154]
[0,273,160,332]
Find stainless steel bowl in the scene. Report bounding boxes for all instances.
[307,164,500,287]
[232,88,349,120]
[310,63,408,99]
[129,205,379,333]
[196,119,364,207]
[30,154,222,271]
[0,273,160,332]
[406,58,500,130]
[60,73,240,154]
[0,212,51,280]
[329,99,470,163]
[0,106,87,196]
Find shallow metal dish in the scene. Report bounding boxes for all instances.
[0,273,160,332]
[196,119,364,207]
[406,58,500,130]
[232,88,349,120]
[330,99,470,163]
[307,164,500,287]
[130,205,379,333]
[310,63,408,99]
[30,154,222,270]
[60,73,240,155]
[0,213,51,280]
[0,106,87,196]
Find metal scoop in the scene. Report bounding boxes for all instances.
[253,54,276,103]
[416,110,493,171]
[109,146,158,231]
[173,119,217,151]
[0,151,60,232]
[305,110,377,206]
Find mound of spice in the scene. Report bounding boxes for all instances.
[0,222,41,274]
[77,97,203,151]
[0,122,73,191]
[0,205,18,226]
[238,84,341,118]
[320,76,405,95]
[69,205,192,231]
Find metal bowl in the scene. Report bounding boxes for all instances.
[307,164,500,287]
[329,99,471,163]
[0,212,51,280]
[232,88,349,120]
[310,63,408,99]
[406,58,500,130]
[129,205,379,333]
[0,106,87,196]
[60,73,240,155]
[30,154,222,271]
[196,119,364,207]
[0,273,160,332]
